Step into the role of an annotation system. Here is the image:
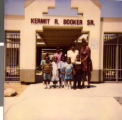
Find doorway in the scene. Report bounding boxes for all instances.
[35,26,83,82]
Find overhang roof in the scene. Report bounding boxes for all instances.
[37,26,82,47]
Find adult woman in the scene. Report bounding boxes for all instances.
[80,38,93,88]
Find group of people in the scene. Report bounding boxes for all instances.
[41,38,93,89]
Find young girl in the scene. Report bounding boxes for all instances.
[59,56,66,88]
[65,57,73,88]
[51,56,60,88]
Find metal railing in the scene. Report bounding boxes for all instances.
[5,31,20,81]
[103,33,122,81]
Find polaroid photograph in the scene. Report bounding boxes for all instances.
[3,0,122,120]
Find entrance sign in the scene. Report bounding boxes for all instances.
[31,18,50,24]
[31,18,95,26]
[63,19,82,25]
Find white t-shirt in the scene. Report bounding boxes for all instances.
[67,50,79,63]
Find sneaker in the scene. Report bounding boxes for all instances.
[45,86,48,89]
[78,85,82,89]
[54,85,56,88]
[81,85,85,88]
[62,85,64,88]
[87,85,90,88]
[72,86,76,89]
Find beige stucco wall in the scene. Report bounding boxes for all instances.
[21,0,55,70]
[4,16,24,30]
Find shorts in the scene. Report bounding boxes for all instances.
[60,75,65,81]
[43,73,51,80]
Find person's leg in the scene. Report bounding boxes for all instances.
[64,79,68,88]
[67,80,70,88]
[82,71,87,87]
[53,81,56,88]
[87,71,91,88]
[46,80,49,88]
[73,75,77,88]
[55,81,57,87]
[76,74,80,88]
[78,74,82,88]
[43,73,47,88]
[52,80,55,88]
[47,79,50,88]
[62,77,64,87]
[59,77,62,87]
[60,77,64,88]
[47,74,51,88]
[69,79,72,88]
[67,79,70,88]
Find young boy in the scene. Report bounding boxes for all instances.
[72,55,82,89]
[42,56,52,89]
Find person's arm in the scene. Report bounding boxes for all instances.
[50,63,52,76]
[50,63,52,71]
[76,50,79,56]
[67,50,70,57]
[65,67,67,75]
[81,56,88,63]
[67,68,73,75]
[42,64,44,73]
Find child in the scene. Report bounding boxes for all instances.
[51,56,60,88]
[59,56,66,88]
[73,55,82,89]
[65,57,73,88]
[42,56,52,89]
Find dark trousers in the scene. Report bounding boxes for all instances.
[73,73,82,88]
[82,71,91,85]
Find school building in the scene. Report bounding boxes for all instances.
[4,0,122,83]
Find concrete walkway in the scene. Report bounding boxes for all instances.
[4,83,122,120]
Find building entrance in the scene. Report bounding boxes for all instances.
[35,26,83,82]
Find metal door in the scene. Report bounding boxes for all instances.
[103,33,122,81]
[5,31,20,81]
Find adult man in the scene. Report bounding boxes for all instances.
[67,44,79,64]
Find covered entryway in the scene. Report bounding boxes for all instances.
[37,26,82,47]
[103,33,122,81]
[36,26,82,82]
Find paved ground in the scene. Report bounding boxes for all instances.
[4,83,122,120]
[4,82,28,96]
